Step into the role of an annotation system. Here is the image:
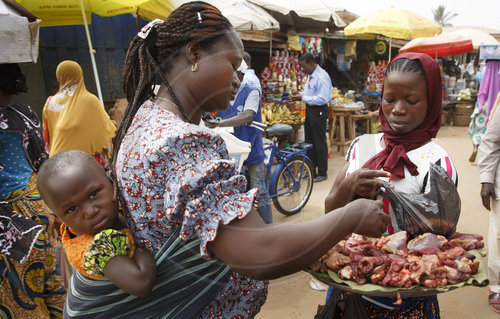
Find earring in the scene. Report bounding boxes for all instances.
[191,62,199,72]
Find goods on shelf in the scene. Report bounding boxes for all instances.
[261,103,305,126]
[260,50,307,103]
[365,60,388,91]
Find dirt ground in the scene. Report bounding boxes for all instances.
[256,125,498,319]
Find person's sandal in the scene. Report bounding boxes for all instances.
[488,289,500,314]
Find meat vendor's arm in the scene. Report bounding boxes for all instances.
[208,198,390,280]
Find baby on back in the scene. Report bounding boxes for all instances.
[37,150,156,297]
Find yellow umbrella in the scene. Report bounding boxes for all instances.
[15,0,175,26]
[15,0,175,104]
[344,8,442,60]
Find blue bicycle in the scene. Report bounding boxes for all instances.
[263,127,314,216]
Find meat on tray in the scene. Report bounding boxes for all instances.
[309,231,483,288]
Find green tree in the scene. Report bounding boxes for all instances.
[432,4,458,27]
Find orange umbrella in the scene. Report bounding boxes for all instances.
[399,32,473,57]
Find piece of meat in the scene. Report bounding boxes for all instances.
[308,248,336,272]
[370,265,389,284]
[332,240,346,253]
[380,255,409,287]
[376,231,408,254]
[455,259,472,274]
[448,238,485,251]
[308,259,324,272]
[408,233,448,254]
[358,255,390,274]
[437,246,467,261]
[407,255,426,284]
[450,232,484,241]
[326,251,351,271]
[455,253,476,261]
[339,265,353,280]
[433,267,448,287]
[470,261,480,274]
[444,265,462,284]
[421,254,441,269]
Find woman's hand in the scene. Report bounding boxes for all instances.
[344,169,391,199]
[480,182,497,211]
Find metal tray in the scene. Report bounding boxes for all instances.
[308,271,457,298]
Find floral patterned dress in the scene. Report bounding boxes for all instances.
[116,101,268,318]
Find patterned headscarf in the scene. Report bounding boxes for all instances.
[363,52,442,180]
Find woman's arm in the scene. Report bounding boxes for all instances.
[103,247,156,297]
[324,162,391,213]
[208,198,390,280]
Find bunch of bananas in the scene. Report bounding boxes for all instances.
[262,103,304,126]
[332,87,342,99]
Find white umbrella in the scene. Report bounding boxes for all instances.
[0,0,41,63]
[149,0,279,31]
[248,0,345,26]
[449,28,499,50]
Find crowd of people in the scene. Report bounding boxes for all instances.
[0,1,498,318]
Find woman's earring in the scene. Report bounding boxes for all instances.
[191,62,199,72]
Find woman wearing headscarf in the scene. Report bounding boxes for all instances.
[468,60,500,162]
[42,60,116,166]
[324,52,459,318]
[0,63,66,318]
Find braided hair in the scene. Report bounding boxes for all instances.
[116,2,232,158]
[385,58,425,78]
[113,2,232,213]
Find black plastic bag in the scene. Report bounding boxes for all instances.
[379,163,461,238]
[315,290,370,319]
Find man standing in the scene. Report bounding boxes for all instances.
[292,53,332,182]
[478,92,500,314]
[209,52,272,224]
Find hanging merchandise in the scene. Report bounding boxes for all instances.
[336,41,351,72]
[345,40,357,60]
[299,36,323,54]
[374,40,387,56]
[287,34,301,52]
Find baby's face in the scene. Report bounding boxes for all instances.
[43,164,118,235]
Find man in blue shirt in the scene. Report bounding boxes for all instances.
[292,53,332,182]
[208,52,272,224]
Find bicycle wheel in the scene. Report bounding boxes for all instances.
[272,156,314,216]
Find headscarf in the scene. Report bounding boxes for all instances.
[477,60,500,121]
[363,53,442,181]
[42,60,116,156]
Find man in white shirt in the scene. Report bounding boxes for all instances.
[292,53,332,182]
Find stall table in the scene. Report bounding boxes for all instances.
[328,105,363,155]
[363,89,382,111]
